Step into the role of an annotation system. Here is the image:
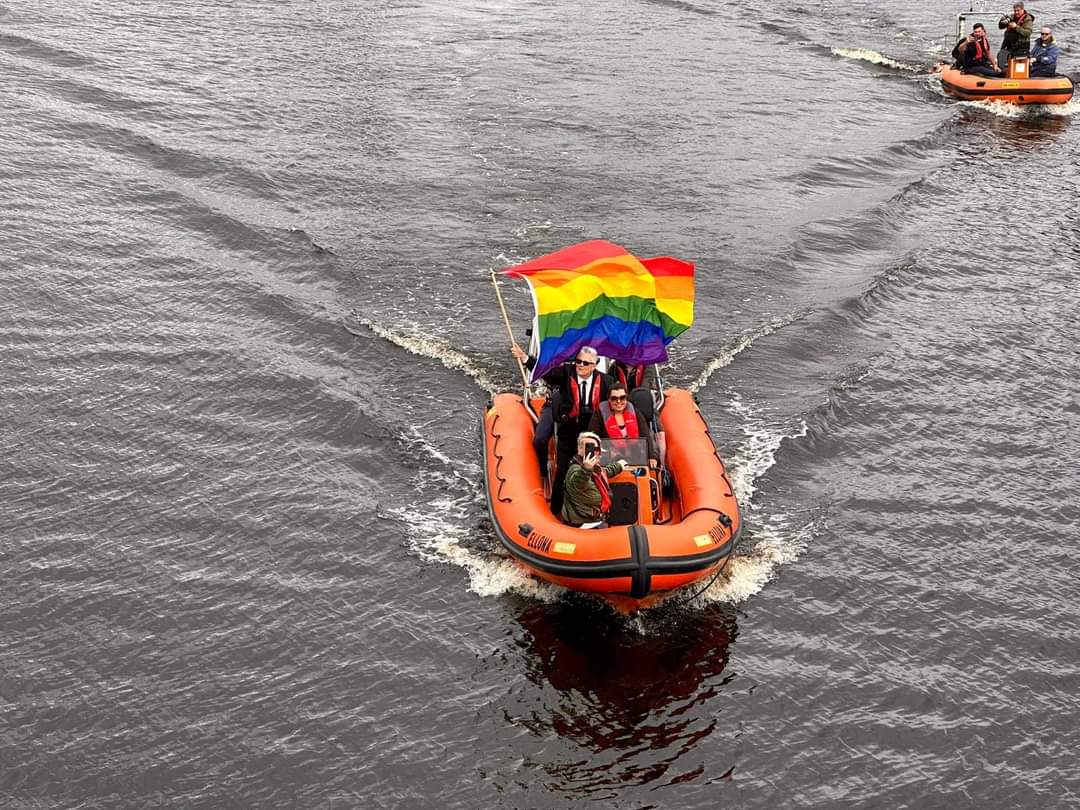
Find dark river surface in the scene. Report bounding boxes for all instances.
[3,1,1080,808]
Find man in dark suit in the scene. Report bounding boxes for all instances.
[511,344,612,516]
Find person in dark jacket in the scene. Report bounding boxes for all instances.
[998,1,1034,69]
[610,360,657,393]
[511,343,612,515]
[953,23,1001,76]
[1030,27,1060,76]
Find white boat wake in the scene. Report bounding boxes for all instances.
[352,313,502,394]
[365,307,818,612]
[958,97,1080,117]
[694,395,813,605]
[390,390,816,611]
[832,48,924,72]
[689,310,808,393]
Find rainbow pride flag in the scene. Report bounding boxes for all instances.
[501,240,694,382]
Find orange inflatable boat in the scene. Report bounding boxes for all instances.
[482,388,741,609]
[935,9,1073,105]
[937,63,1074,104]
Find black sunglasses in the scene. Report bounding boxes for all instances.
[574,359,595,366]
[609,395,627,402]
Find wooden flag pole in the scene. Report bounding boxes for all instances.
[490,270,532,391]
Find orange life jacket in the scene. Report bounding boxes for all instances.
[566,372,603,420]
[973,33,990,62]
[601,403,641,439]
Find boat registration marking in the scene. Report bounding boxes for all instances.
[1001,81,1020,88]
[553,542,576,555]
[693,534,712,548]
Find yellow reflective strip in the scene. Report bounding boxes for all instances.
[693,534,712,548]
[553,542,576,555]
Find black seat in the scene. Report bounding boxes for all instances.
[628,387,655,423]
[606,482,639,526]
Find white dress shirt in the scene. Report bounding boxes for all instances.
[576,373,591,404]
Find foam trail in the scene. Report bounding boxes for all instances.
[959,98,1080,118]
[697,516,816,604]
[832,48,923,72]
[401,425,481,487]
[689,311,807,393]
[1041,98,1080,117]
[395,394,814,609]
[391,412,561,601]
[386,470,564,603]
[926,74,1080,117]
[394,388,813,610]
[688,395,813,605]
[353,314,502,394]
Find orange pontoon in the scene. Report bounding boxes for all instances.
[937,63,1073,104]
[482,388,741,610]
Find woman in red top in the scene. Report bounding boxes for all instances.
[587,384,659,468]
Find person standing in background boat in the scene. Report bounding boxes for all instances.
[1029,27,1060,76]
[511,344,612,515]
[953,23,1002,76]
[998,2,1034,70]
[561,432,628,528]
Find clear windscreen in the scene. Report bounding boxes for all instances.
[598,437,650,467]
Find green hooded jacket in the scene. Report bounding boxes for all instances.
[1000,10,1034,53]
[560,459,624,526]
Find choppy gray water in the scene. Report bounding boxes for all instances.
[3,1,1079,807]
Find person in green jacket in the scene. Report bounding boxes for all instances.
[560,432,628,528]
[998,1,1034,69]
